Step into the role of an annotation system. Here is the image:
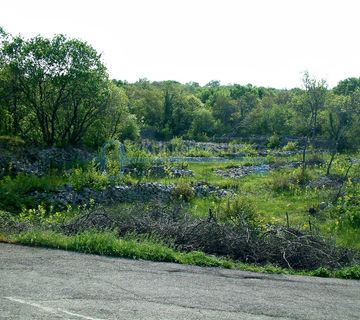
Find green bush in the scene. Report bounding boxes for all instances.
[270,169,312,192]
[172,180,195,202]
[270,173,293,192]
[267,133,281,149]
[0,173,62,194]
[282,141,297,151]
[333,184,360,229]
[124,141,152,174]
[311,266,331,277]
[67,162,108,190]
[292,168,312,186]
[18,204,75,225]
[333,265,360,279]
[184,148,213,157]
[238,143,258,156]
[169,136,183,153]
[219,195,258,227]
[0,174,64,212]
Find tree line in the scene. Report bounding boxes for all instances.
[1,28,360,150]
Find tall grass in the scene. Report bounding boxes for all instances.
[6,230,360,279]
[0,174,65,212]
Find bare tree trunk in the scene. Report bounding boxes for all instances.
[301,136,308,179]
[326,151,336,176]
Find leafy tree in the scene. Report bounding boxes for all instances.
[0,33,29,136]
[84,83,139,147]
[298,72,327,177]
[188,108,217,140]
[125,82,164,132]
[171,94,203,136]
[1,32,109,146]
[333,77,360,96]
[302,71,327,141]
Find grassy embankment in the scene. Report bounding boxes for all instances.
[0,230,359,279]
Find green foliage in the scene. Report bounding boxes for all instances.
[333,77,360,95]
[0,135,25,147]
[293,167,313,186]
[282,141,297,151]
[218,195,258,227]
[169,136,183,153]
[0,174,50,194]
[270,173,294,192]
[179,251,225,267]
[311,266,331,277]
[332,265,360,279]
[1,29,359,145]
[238,143,258,156]
[19,204,75,225]
[188,108,217,140]
[0,174,64,212]
[332,184,360,229]
[269,168,313,192]
[124,140,153,174]
[172,180,195,202]
[67,162,108,190]
[83,84,140,148]
[183,148,213,157]
[1,32,111,146]
[267,133,281,149]
[7,230,360,279]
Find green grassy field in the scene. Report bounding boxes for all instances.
[1,146,359,276]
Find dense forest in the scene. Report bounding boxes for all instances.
[1,28,360,151]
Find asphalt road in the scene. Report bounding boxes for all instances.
[0,243,359,320]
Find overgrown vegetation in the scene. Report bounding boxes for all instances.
[1,27,360,279]
[1,229,359,279]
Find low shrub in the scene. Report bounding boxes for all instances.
[0,173,64,212]
[124,140,153,174]
[0,173,62,194]
[19,204,75,225]
[67,162,108,190]
[238,143,258,156]
[172,180,195,202]
[218,195,258,227]
[282,141,297,151]
[169,136,183,153]
[270,168,313,192]
[270,173,294,192]
[333,265,360,279]
[267,134,281,149]
[184,148,213,158]
[332,184,360,229]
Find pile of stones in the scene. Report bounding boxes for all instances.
[29,181,233,210]
[0,146,93,177]
[215,164,270,178]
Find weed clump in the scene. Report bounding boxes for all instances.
[218,195,258,227]
[67,162,108,191]
[172,180,195,202]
